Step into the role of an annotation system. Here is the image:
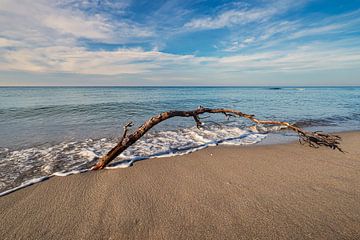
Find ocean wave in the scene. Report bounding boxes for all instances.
[0,124,266,195]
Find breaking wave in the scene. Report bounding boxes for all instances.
[0,124,267,196]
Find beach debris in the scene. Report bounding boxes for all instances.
[91,106,343,170]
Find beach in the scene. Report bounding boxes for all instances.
[1,0,360,239]
[1,131,359,239]
[1,86,359,193]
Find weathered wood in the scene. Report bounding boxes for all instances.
[92,106,342,170]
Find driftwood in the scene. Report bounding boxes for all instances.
[92,106,342,170]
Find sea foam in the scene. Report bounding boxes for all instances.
[0,124,266,196]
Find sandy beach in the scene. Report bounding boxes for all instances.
[1,131,359,240]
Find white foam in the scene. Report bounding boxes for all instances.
[107,125,266,169]
[0,176,50,197]
[79,150,99,160]
[0,124,266,196]
[0,169,91,196]
[52,169,89,176]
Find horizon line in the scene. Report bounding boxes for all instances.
[0,85,359,88]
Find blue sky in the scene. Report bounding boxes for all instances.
[0,0,360,86]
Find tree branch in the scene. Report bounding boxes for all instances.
[91,106,342,170]
[120,121,133,143]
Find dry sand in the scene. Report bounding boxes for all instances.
[1,132,360,240]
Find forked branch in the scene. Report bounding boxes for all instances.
[92,106,342,170]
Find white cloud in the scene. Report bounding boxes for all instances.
[0,46,197,75]
[1,42,359,76]
[42,13,112,40]
[0,0,152,47]
[0,0,359,85]
[184,8,278,30]
[223,37,257,52]
[216,44,360,72]
[183,0,302,30]
[217,7,360,53]
[288,24,343,40]
[0,38,20,47]
[0,1,106,40]
[243,37,255,44]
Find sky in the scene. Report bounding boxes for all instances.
[0,0,360,86]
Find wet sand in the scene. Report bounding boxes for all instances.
[1,132,359,239]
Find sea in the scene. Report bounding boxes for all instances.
[0,86,359,194]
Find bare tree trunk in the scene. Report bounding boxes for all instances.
[92,106,342,170]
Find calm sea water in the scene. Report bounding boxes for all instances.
[0,86,359,193]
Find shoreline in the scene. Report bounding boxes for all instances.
[2,128,356,196]
[1,131,360,239]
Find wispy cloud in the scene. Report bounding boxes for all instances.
[216,43,360,72]
[184,7,277,30]
[217,8,360,53]
[0,0,359,85]
[183,0,302,31]
[0,0,152,47]
[0,37,20,47]
[1,41,359,76]
[0,46,196,75]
